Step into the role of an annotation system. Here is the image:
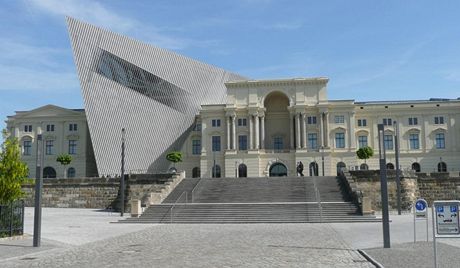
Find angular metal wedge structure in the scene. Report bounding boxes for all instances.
[67,17,245,176]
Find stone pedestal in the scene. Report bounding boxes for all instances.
[131,199,142,217]
[362,197,374,215]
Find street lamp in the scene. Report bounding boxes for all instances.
[33,133,43,247]
[378,124,391,248]
[120,128,125,217]
[394,120,401,215]
[320,146,325,176]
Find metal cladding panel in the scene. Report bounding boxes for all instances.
[67,17,245,175]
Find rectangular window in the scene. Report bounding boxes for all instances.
[273,137,283,150]
[45,140,54,155]
[307,133,317,149]
[409,134,419,150]
[24,125,32,132]
[211,119,221,127]
[212,136,221,152]
[335,133,345,148]
[193,123,202,131]
[384,135,393,150]
[307,116,317,125]
[358,136,368,148]
[357,119,367,127]
[383,118,392,126]
[435,133,445,149]
[238,135,248,150]
[69,123,78,131]
[192,139,201,155]
[23,140,32,155]
[237,118,247,126]
[434,116,444,125]
[68,140,77,155]
[46,124,55,132]
[408,117,418,126]
[334,115,345,124]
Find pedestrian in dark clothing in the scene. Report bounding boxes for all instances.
[297,161,304,176]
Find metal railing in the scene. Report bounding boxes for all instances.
[313,177,323,223]
[0,200,25,238]
[170,191,187,223]
[191,178,203,203]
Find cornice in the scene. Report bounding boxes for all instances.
[225,77,329,88]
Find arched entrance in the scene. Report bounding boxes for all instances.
[238,164,247,178]
[360,163,369,170]
[269,163,287,177]
[212,165,221,178]
[263,91,290,150]
[43,167,56,178]
[386,163,395,170]
[336,162,346,175]
[309,162,318,176]
[438,162,447,172]
[192,167,200,178]
[411,162,421,172]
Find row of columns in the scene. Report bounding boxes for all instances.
[226,113,265,150]
[290,112,329,149]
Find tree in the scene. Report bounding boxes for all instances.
[56,154,72,178]
[0,130,29,204]
[356,146,374,164]
[166,151,183,171]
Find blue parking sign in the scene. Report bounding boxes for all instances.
[437,206,444,213]
[451,206,458,213]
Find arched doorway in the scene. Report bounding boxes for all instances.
[438,162,447,172]
[43,167,56,178]
[263,91,290,150]
[411,162,421,172]
[269,163,287,177]
[67,167,76,178]
[238,164,247,178]
[212,165,221,178]
[336,162,346,175]
[309,162,318,176]
[360,163,369,170]
[386,163,395,170]
[192,167,200,178]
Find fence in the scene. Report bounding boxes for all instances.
[0,200,25,238]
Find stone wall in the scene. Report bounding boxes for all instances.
[417,176,460,205]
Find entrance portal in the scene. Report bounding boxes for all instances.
[269,163,287,177]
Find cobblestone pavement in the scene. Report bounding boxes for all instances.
[2,224,373,268]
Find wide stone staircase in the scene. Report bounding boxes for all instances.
[120,176,380,224]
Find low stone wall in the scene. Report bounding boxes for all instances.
[417,177,460,205]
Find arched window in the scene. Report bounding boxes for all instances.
[309,162,318,176]
[438,162,447,172]
[43,167,56,178]
[336,162,346,175]
[238,164,247,178]
[411,162,421,172]
[269,163,287,177]
[212,165,221,178]
[386,163,395,170]
[360,163,369,170]
[192,167,200,178]
[67,167,76,178]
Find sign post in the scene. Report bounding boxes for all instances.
[432,200,460,268]
[413,198,428,243]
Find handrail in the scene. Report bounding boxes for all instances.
[191,178,203,203]
[170,191,187,223]
[313,177,323,223]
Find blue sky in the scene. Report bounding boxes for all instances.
[1,0,460,129]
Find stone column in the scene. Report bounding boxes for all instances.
[349,111,356,149]
[324,112,329,147]
[249,114,253,149]
[320,113,325,147]
[302,113,307,149]
[255,114,260,149]
[260,115,265,149]
[296,113,301,149]
[232,116,236,150]
[226,116,231,150]
[290,113,295,149]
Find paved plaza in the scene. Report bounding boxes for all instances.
[1,208,460,267]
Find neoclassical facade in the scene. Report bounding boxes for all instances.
[177,78,460,177]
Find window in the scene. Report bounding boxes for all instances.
[45,140,54,155]
[307,133,317,149]
[46,124,55,132]
[384,135,393,150]
[211,119,221,127]
[335,133,345,148]
[334,115,345,124]
[409,134,419,150]
[69,123,78,131]
[237,118,247,126]
[307,116,317,125]
[273,137,283,150]
[23,140,32,155]
[383,118,392,126]
[212,136,221,152]
[192,139,201,155]
[386,163,395,170]
[438,162,447,172]
[357,119,367,127]
[360,163,369,170]
[67,167,76,178]
[434,116,444,125]
[238,135,248,150]
[358,135,368,148]
[412,162,421,172]
[68,140,77,155]
[24,125,32,132]
[435,133,445,149]
[193,123,202,131]
[408,117,418,126]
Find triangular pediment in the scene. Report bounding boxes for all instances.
[14,105,84,119]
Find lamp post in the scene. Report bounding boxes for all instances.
[394,120,401,215]
[320,146,325,176]
[120,128,125,217]
[378,124,391,248]
[33,133,43,247]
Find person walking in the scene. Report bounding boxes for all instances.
[297,161,304,176]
